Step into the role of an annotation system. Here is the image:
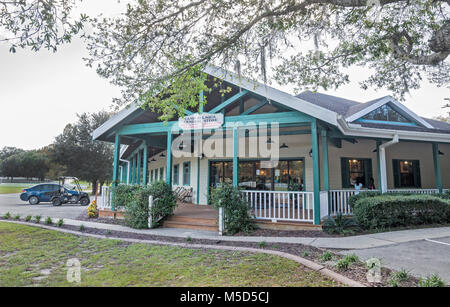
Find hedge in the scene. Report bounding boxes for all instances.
[210,183,255,235]
[352,194,450,230]
[112,181,176,229]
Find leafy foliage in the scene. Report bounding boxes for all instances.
[87,0,450,118]
[0,0,87,52]
[50,111,114,194]
[113,181,176,229]
[210,183,255,235]
[0,149,49,180]
[419,274,446,287]
[352,194,450,230]
[322,212,358,235]
[87,200,98,218]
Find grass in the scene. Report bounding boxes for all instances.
[0,222,338,287]
[0,184,33,194]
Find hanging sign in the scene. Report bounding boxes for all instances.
[179,113,224,130]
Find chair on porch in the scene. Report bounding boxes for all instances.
[174,186,193,203]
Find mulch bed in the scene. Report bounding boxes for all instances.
[0,216,422,287]
[234,228,338,237]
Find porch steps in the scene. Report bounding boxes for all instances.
[255,220,322,231]
[163,215,218,232]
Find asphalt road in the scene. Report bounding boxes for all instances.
[341,236,450,284]
[0,193,88,220]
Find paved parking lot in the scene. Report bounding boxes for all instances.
[0,193,89,220]
[341,236,450,283]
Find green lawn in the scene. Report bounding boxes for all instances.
[0,184,32,194]
[0,222,338,287]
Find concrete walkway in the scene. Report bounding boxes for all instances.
[39,217,450,250]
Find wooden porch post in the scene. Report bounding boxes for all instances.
[321,129,329,191]
[143,141,148,185]
[311,121,321,225]
[112,133,121,210]
[233,127,239,187]
[432,143,443,193]
[166,132,172,186]
[137,150,141,185]
[376,140,382,191]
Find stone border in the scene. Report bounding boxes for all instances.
[1,220,364,287]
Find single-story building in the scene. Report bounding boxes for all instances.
[93,66,450,227]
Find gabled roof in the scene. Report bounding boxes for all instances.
[93,66,450,144]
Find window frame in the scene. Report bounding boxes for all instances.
[392,159,421,188]
[173,164,179,185]
[183,162,191,186]
[341,157,373,189]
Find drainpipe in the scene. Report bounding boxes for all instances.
[120,159,131,185]
[379,134,399,193]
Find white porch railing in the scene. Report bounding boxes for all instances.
[329,188,445,216]
[242,190,314,223]
[387,188,439,194]
[99,186,112,210]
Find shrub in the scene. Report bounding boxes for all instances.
[78,224,85,231]
[419,274,445,287]
[210,183,255,235]
[389,269,410,287]
[114,181,176,229]
[335,254,358,271]
[87,200,98,218]
[352,194,450,230]
[25,215,32,222]
[148,181,177,227]
[258,241,267,248]
[320,251,333,262]
[3,212,11,219]
[56,219,64,227]
[323,212,358,234]
[14,214,20,220]
[45,217,52,225]
[34,215,41,223]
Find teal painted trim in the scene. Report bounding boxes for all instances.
[199,91,204,113]
[432,143,443,193]
[173,164,179,185]
[311,121,320,225]
[241,100,266,115]
[132,156,136,184]
[196,157,200,204]
[136,150,141,185]
[355,119,418,127]
[233,127,238,187]
[321,130,329,191]
[376,140,382,191]
[210,90,248,114]
[119,111,313,137]
[142,142,148,185]
[183,162,191,186]
[166,132,172,185]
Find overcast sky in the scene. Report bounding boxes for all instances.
[0,1,448,150]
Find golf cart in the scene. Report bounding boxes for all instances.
[50,176,90,206]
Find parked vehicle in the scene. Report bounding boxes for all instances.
[19,177,89,206]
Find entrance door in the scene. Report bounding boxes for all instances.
[209,161,233,188]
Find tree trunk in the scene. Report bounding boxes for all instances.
[99,181,104,195]
[91,180,98,196]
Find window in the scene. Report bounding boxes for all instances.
[209,161,233,188]
[341,158,373,188]
[154,169,158,181]
[236,159,304,191]
[159,167,164,181]
[183,162,191,185]
[173,164,179,185]
[393,160,421,188]
[150,170,153,183]
[358,104,413,125]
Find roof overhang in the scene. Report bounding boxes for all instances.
[337,116,450,143]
